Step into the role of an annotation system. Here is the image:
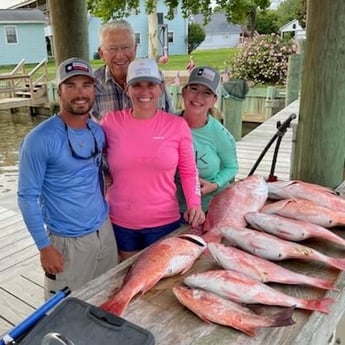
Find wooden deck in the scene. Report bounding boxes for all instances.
[0,59,49,112]
[0,99,324,343]
[236,99,299,180]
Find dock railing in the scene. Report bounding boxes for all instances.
[0,59,49,110]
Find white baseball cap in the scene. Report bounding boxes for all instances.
[126,58,162,86]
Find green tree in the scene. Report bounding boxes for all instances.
[87,0,271,39]
[188,23,206,54]
[217,0,271,37]
[296,0,307,28]
[275,0,307,29]
[256,9,280,34]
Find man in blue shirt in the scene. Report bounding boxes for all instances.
[18,57,118,300]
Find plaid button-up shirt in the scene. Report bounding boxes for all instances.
[92,65,175,121]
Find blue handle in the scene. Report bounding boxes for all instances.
[0,287,71,345]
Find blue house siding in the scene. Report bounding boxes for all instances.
[0,23,47,64]
[88,1,187,60]
[0,9,47,66]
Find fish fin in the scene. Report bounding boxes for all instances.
[99,296,130,317]
[270,306,296,327]
[327,257,345,271]
[305,297,335,314]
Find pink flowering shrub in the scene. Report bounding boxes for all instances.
[229,34,298,85]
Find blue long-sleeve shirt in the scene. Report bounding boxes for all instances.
[17,115,108,250]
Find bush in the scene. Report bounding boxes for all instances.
[228,34,298,86]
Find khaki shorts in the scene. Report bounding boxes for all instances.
[44,218,118,300]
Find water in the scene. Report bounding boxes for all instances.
[0,110,46,196]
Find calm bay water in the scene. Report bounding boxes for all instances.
[0,110,46,196]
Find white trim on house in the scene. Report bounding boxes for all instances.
[280,19,306,39]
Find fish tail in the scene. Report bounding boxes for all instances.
[312,278,339,291]
[237,325,257,337]
[269,306,296,327]
[99,295,130,316]
[327,257,345,270]
[304,297,335,314]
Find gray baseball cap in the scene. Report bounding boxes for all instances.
[186,66,221,95]
[126,58,162,86]
[56,57,95,87]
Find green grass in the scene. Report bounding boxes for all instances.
[0,48,241,81]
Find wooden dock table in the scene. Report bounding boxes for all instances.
[72,224,345,345]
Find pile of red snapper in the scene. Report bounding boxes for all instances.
[100,175,345,337]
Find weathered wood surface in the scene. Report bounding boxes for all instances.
[0,206,44,335]
[236,100,299,180]
[73,223,345,345]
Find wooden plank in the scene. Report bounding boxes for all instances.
[0,209,17,221]
[0,289,35,326]
[0,236,35,261]
[0,317,13,338]
[0,255,40,282]
[21,261,45,287]
[0,214,25,231]
[0,220,27,240]
[0,245,37,272]
[0,98,32,110]
[1,275,44,308]
[0,231,32,251]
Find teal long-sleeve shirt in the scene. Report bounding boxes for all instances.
[178,114,238,212]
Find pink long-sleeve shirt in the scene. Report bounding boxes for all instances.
[101,109,201,229]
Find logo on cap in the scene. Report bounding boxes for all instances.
[65,62,90,74]
[197,68,216,82]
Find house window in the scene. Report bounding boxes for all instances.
[5,26,18,44]
[168,32,174,43]
[135,32,141,45]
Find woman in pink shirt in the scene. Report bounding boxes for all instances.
[101,58,205,260]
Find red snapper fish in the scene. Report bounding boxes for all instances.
[261,199,345,228]
[245,211,345,247]
[208,242,337,291]
[184,269,335,313]
[172,285,295,337]
[100,234,207,316]
[203,175,268,242]
[267,180,345,213]
[220,226,345,271]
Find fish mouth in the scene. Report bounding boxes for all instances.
[178,234,207,247]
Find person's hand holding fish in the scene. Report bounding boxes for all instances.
[183,206,205,227]
[199,177,218,196]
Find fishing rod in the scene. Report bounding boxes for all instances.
[248,113,297,180]
[0,287,71,345]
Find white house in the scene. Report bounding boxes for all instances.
[279,19,306,40]
[191,12,243,50]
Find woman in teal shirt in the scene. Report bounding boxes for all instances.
[178,66,239,212]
